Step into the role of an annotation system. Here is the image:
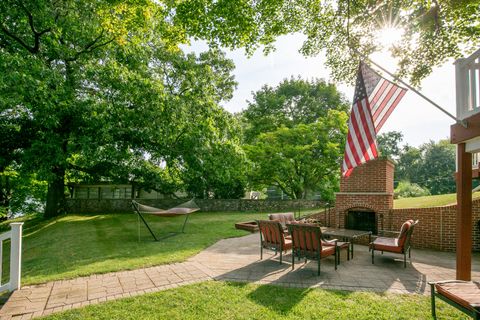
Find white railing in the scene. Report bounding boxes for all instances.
[455,48,480,120]
[0,223,23,292]
[474,152,480,169]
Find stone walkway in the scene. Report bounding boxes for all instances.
[0,262,212,320]
[1,233,479,319]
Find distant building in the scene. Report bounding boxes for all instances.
[68,183,186,199]
[244,191,261,199]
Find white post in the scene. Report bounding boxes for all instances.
[455,58,467,120]
[9,223,23,291]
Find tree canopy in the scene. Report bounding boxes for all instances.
[175,1,479,84]
[0,0,253,217]
[295,1,480,85]
[396,140,456,195]
[376,132,456,196]
[241,78,349,200]
[241,77,349,143]
[245,110,348,200]
[2,0,474,216]
[377,131,404,161]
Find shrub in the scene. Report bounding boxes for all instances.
[394,181,430,199]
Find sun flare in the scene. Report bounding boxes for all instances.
[376,27,404,49]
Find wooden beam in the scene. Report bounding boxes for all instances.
[451,112,480,144]
[456,143,472,280]
[454,167,480,180]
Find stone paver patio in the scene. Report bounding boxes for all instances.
[1,233,479,319]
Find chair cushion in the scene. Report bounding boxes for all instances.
[320,245,336,258]
[397,220,412,247]
[321,240,349,250]
[372,237,403,253]
[284,238,293,250]
[435,281,480,311]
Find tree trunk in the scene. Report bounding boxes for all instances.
[44,167,66,218]
[44,59,73,219]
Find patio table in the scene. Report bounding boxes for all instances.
[320,227,372,259]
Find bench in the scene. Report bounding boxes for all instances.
[430,280,480,319]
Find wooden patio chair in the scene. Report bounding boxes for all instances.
[257,220,292,264]
[286,223,337,275]
[429,280,480,319]
[370,219,418,268]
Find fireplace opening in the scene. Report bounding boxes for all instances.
[346,209,377,234]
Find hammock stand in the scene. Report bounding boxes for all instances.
[131,199,200,241]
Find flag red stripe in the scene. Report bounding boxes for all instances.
[373,85,401,120]
[344,168,354,177]
[370,81,389,114]
[371,137,378,158]
[358,99,378,158]
[374,87,405,128]
[352,101,373,161]
[343,144,354,169]
[350,104,371,162]
[346,131,362,165]
[375,89,406,132]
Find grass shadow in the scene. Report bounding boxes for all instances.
[246,282,312,314]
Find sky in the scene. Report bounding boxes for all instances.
[186,33,458,148]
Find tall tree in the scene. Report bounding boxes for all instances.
[245,110,348,200]
[377,131,404,161]
[171,108,248,199]
[0,1,246,217]
[396,140,456,195]
[396,145,424,184]
[241,78,349,200]
[418,140,456,195]
[241,77,349,143]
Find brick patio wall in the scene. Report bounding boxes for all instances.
[319,201,480,252]
[389,200,480,252]
[330,159,480,252]
[65,198,328,214]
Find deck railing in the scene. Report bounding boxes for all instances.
[474,153,479,169]
[0,223,23,292]
[456,48,480,120]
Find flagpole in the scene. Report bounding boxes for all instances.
[354,50,466,127]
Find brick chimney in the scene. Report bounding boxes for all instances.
[334,159,394,233]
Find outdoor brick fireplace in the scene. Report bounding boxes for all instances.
[346,209,377,234]
[334,159,394,234]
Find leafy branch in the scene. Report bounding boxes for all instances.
[0,0,52,54]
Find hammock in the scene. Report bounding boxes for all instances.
[132,199,200,241]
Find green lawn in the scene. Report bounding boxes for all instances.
[3,191,476,286]
[42,281,466,320]
[394,191,480,209]
[5,211,266,285]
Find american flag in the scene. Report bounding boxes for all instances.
[342,62,407,177]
